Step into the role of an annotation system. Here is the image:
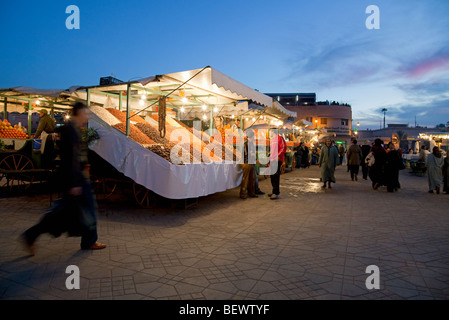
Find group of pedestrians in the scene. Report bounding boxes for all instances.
[345,139,404,192]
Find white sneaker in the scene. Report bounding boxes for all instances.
[270,194,279,200]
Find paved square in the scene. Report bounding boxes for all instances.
[1,164,448,300]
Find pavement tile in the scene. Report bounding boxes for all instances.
[1,165,449,300]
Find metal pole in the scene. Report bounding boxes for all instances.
[119,91,123,111]
[209,106,213,136]
[126,84,131,137]
[3,97,7,121]
[86,88,91,108]
[28,101,32,139]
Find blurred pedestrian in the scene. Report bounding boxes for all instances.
[346,139,362,181]
[369,139,386,190]
[443,152,449,194]
[20,102,106,255]
[239,129,257,199]
[426,146,444,194]
[319,139,339,188]
[268,129,287,200]
[384,142,403,192]
[294,142,303,169]
[338,143,345,165]
[360,144,371,180]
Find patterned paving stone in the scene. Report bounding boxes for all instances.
[1,165,449,300]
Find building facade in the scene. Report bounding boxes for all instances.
[265,93,353,145]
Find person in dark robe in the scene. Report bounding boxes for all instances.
[360,144,371,180]
[369,139,387,190]
[319,139,339,188]
[384,142,402,192]
[346,139,362,181]
[20,102,106,255]
[443,153,449,194]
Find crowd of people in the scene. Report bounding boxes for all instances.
[239,135,449,199]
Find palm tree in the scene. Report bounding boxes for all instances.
[381,108,388,128]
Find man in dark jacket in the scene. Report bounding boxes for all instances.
[21,102,106,255]
[34,109,56,168]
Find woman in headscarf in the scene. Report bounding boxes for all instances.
[369,139,386,190]
[384,142,402,192]
[426,146,444,194]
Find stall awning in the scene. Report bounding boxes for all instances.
[0,86,80,98]
[0,86,82,111]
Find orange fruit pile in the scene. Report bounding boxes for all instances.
[0,119,28,139]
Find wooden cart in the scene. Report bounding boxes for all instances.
[0,139,54,193]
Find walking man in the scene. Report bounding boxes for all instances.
[319,139,339,188]
[21,102,106,255]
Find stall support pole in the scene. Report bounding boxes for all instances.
[3,97,7,121]
[86,88,91,108]
[119,91,123,111]
[126,84,131,137]
[86,88,91,129]
[209,106,213,136]
[28,101,32,139]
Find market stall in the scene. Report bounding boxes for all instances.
[0,87,77,192]
[70,67,281,202]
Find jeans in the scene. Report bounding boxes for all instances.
[270,162,282,195]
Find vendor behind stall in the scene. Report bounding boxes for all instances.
[34,109,56,168]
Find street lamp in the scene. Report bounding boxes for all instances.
[381,108,388,128]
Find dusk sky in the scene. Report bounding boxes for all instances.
[1,0,448,129]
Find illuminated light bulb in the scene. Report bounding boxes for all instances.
[141,95,146,100]
[180,107,185,112]
[202,114,207,120]
[36,100,40,105]
[202,104,207,110]
[139,100,144,106]
[231,114,235,119]
[252,117,256,121]
[182,97,187,103]
[213,107,218,113]
[65,115,70,119]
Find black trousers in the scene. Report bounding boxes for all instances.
[270,161,282,195]
[348,165,360,179]
[23,178,98,249]
[361,164,368,179]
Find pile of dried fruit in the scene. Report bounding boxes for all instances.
[90,105,120,126]
[112,122,155,145]
[134,123,170,145]
[106,108,127,122]
[146,143,174,163]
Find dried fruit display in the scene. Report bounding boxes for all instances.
[90,105,120,126]
[112,122,155,145]
[129,111,148,124]
[134,123,170,145]
[106,108,127,122]
[146,144,174,163]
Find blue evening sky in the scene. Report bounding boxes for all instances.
[1,0,448,129]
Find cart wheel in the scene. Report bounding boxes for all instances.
[133,183,156,208]
[0,154,35,191]
[91,175,117,200]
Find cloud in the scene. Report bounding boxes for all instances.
[357,98,449,129]
[397,47,449,79]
